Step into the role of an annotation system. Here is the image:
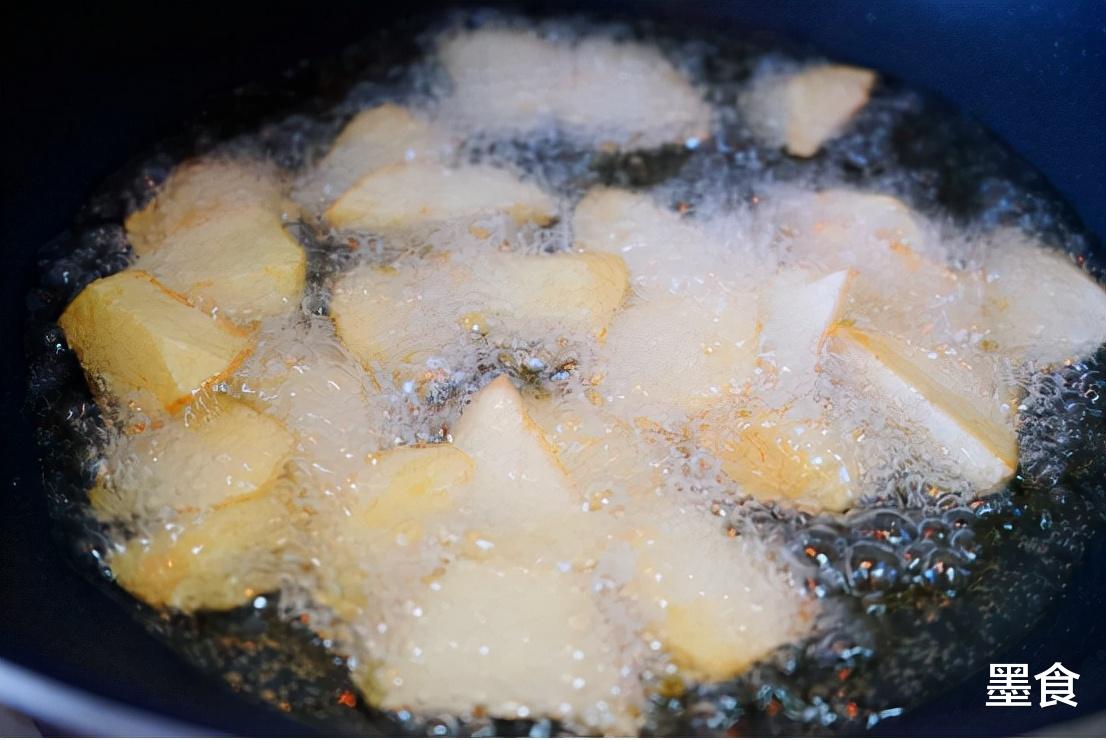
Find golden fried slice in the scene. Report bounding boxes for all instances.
[757,269,852,401]
[135,207,306,322]
[744,64,875,157]
[330,252,629,375]
[623,499,813,681]
[699,409,861,512]
[439,28,711,148]
[59,271,251,412]
[324,162,557,232]
[599,292,759,422]
[125,159,305,321]
[982,228,1106,366]
[829,324,1018,492]
[125,159,291,256]
[572,188,729,296]
[770,188,983,342]
[524,392,658,503]
[295,104,447,210]
[91,397,293,519]
[110,494,292,611]
[362,560,635,733]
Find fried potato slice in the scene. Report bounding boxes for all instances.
[135,207,306,322]
[361,560,634,733]
[125,159,290,256]
[126,159,305,321]
[982,228,1106,366]
[758,268,852,402]
[572,187,731,296]
[770,188,983,342]
[295,104,447,210]
[623,499,813,681]
[110,494,292,611]
[439,28,711,148]
[59,270,251,412]
[744,64,875,157]
[324,162,557,232]
[598,292,759,422]
[330,252,629,375]
[698,409,861,512]
[92,397,293,518]
[524,392,658,503]
[828,324,1018,492]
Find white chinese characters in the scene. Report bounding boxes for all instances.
[985,663,1032,707]
[986,662,1079,708]
[1035,662,1080,708]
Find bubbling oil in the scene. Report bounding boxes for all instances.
[24,8,1106,736]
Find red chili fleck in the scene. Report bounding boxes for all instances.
[338,691,357,708]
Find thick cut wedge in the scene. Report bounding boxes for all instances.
[330,252,629,374]
[524,392,657,503]
[599,292,759,421]
[744,65,875,157]
[572,188,727,296]
[829,325,1018,491]
[126,159,305,321]
[982,229,1106,366]
[59,271,251,412]
[295,104,446,210]
[450,376,605,569]
[92,397,293,518]
[758,269,852,401]
[125,159,290,256]
[110,494,291,611]
[325,162,557,232]
[699,410,861,512]
[439,28,710,149]
[623,500,813,681]
[362,560,633,733]
[135,207,306,322]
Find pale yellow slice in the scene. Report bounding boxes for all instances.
[599,291,759,422]
[135,207,306,322]
[92,397,293,518]
[362,560,634,733]
[325,162,557,232]
[744,65,876,157]
[623,499,813,681]
[698,409,861,512]
[125,159,290,256]
[758,268,852,400]
[110,494,292,611]
[125,159,305,321]
[982,228,1106,366]
[330,252,629,374]
[572,188,727,296]
[59,270,251,412]
[295,104,446,210]
[450,376,606,569]
[829,325,1018,491]
[439,28,711,148]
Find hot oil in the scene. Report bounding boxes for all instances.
[24,8,1106,736]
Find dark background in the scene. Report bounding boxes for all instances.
[2,0,1104,735]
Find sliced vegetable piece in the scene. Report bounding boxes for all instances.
[439,28,710,148]
[325,162,557,232]
[295,104,446,210]
[92,397,293,518]
[110,494,292,611]
[59,270,251,412]
[829,324,1018,492]
[982,228,1106,366]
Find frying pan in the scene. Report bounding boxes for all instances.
[2,0,1104,735]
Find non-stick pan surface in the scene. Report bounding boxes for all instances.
[2,1,1104,735]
